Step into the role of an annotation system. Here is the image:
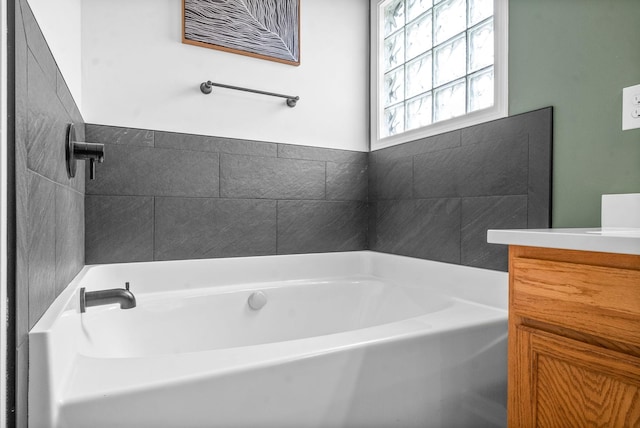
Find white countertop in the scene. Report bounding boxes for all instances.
[487,228,640,256]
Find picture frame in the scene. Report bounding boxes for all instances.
[183,0,301,66]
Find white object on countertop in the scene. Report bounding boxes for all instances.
[487,228,640,255]
[602,193,640,231]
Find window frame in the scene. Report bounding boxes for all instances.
[370,0,509,150]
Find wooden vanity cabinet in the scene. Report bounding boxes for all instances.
[507,245,640,427]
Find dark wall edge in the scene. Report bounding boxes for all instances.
[6,0,17,425]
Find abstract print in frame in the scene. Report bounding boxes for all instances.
[183,0,300,66]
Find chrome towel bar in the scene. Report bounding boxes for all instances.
[200,80,299,107]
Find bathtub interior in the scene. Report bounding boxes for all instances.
[77,277,459,358]
[29,251,509,428]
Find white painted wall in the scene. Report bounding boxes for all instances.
[81,0,369,151]
[27,0,82,109]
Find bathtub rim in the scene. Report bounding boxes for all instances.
[31,250,508,336]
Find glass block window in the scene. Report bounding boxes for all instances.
[374,0,507,144]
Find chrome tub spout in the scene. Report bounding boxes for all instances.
[80,282,136,313]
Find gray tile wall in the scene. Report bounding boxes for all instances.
[84,125,368,263]
[14,0,86,425]
[85,109,551,270]
[369,108,553,271]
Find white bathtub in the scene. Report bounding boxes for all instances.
[29,251,508,428]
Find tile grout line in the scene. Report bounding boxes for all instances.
[324,162,327,200]
[411,156,415,199]
[528,132,534,228]
[26,168,83,196]
[53,177,58,316]
[152,196,156,261]
[459,196,463,265]
[83,194,366,203]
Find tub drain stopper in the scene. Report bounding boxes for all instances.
[248,291,267,310]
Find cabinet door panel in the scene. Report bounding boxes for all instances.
[511,326,640,427]
[537,354,640,427]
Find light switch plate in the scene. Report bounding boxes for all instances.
[622,83,640,130]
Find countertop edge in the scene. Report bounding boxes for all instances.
[487,228,640,256]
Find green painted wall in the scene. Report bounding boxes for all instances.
[509,0,640,227]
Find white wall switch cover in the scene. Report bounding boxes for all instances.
[602,193,640,230]
[623,83,640,130]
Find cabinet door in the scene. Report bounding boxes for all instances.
[509,326,640,427]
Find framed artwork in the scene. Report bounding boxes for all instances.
[183,0,301,66]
